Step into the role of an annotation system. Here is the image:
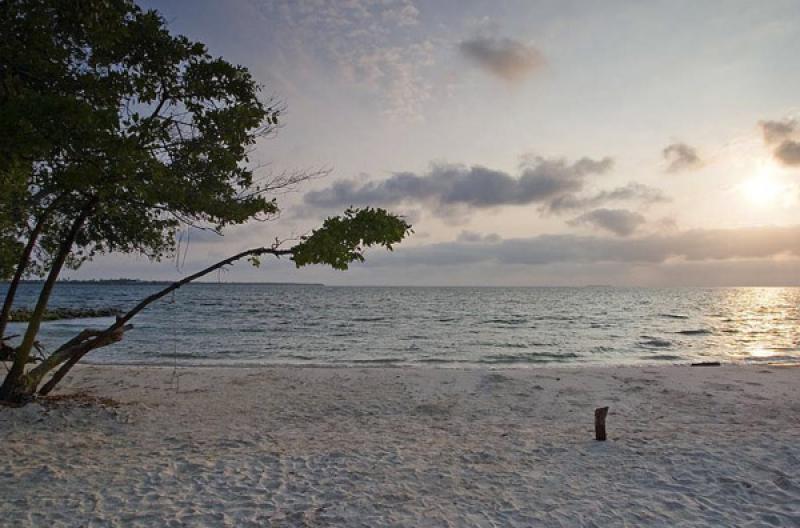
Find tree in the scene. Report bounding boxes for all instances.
[0,0,411,402]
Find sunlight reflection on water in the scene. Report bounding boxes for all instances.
[716,287,799,363]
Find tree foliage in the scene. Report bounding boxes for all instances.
[292,208,410,270]
[2,0,281,263]
[0,0,411,402]
[0,166,27,279]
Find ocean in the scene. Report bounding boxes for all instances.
[3,283,799,367]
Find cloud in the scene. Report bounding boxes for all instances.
[74,225,800,286]
[304,156,613,215]
[363,225,800,268]
[760,119,796,144]
[349,41,436,121]
[759,118,800,166]
[456,230,502,243]
[548,182,669,212]
[303,157,672,227]
[662,142,702,172]
[251,0,432,121]
[459,36,545,82]
[567,208,646,237]
[382,3,420,26]
[774,140,800,166]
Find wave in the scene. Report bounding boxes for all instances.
[474,341,550,349]
[764,347,800,352]
[658,313,690,319]
[639,336,673,348]
[416,358,459,364]
[676,329,712,336]
[335,357,404,364]
[494,342,529,349]
[280,354,315,361]
[642,354,682,361]
[479,352,580,364]
[482,318,529,325]
[745,354,800,365]
[532,315,578,321]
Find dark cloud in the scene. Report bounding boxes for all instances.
[759,118,800,166]
[304,157,614,214]
[459,36,545,82]
[760,119,796,144]
[774,140,800,166]
[663,142,702,172]
[567,208,646,237]
[364,225,800,268]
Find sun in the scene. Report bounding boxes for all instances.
[739,165,786,207]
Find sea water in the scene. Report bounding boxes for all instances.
[3,283,799,367]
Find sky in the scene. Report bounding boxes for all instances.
[73,0,800,286]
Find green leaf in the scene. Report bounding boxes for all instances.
[291,208,412,270]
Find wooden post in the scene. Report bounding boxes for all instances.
[595,406,609,441]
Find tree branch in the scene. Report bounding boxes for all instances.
[35,245,293,395]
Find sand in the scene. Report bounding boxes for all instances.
[1,363,799,527]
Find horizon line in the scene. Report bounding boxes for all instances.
[6,280,800,289]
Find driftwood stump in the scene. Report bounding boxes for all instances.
[595,406,609,441]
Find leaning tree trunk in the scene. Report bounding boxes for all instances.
[0,199,95,402]
[15,245,292,399]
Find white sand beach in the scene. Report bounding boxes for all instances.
[1,364,799,527]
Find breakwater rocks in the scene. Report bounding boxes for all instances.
[9,307,121,322]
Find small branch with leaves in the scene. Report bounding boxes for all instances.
[1,208,411,402]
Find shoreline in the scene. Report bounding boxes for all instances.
[2,363,799,526]
[77,358,800,370]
